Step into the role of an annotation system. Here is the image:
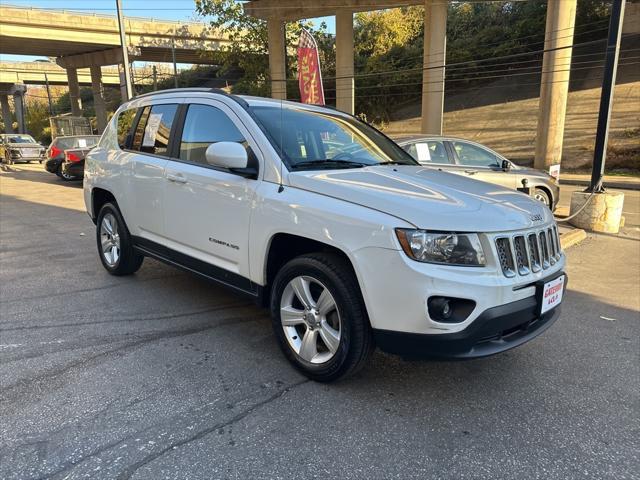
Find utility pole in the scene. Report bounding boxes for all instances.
[116,0,133,101]
[171,36,179,88]
[587,0,626,192]
[44,73,54,116]
[152,65,158,91]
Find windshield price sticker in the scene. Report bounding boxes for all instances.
[541,275,564,314]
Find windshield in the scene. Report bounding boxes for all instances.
[7,135,37,144]
[251,105,417,170]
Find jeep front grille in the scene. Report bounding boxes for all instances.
[496,226,561,278]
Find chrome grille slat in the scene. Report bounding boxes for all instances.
[527,233,542,273]
[513,236,530,275]
[539,231,550,269]
[553,226,562,259]
[495,237,516,278]
[547,227,556,264]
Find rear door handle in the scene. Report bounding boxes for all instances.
[464,170,477,175]
[166,172,187,184]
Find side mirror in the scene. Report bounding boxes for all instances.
[205,142,258,178]
[501,159,511,171]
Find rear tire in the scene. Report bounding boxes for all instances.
[534,188,551,209]
[96,202,144,276]
[59,166,76,181]
[270,253,374,382]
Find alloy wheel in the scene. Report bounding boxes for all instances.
[534,190,550,207]
[280,275,341,364]
[100,213,121,267]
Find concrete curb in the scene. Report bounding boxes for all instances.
[561,179,640,191]
[560,229,587,250]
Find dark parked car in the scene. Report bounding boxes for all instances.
[59,147,94,181]
[394,135,560,210]
[45,135,99,178]
[0,134,46,164]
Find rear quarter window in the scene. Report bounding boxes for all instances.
[117,108,137,149]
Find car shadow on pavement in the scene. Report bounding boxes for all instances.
[1,163,83,188]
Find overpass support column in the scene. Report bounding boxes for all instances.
[13,90,25,134]
[534,0,577,170]
[90,66,108,134]
[421,0,447,135]
[66,68,83,117]
[267,18,287,100]
[335,9,355,114]
[1,95,13,134]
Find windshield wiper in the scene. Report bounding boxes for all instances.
[290,159,368,170]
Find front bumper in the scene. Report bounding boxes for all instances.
[374,296,561,358]
[9,151,45,161]
[62,160,85,178]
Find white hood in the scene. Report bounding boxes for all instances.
[288,165,554,232]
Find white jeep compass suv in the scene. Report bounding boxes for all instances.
[84,88,566,382]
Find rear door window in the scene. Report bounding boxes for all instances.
[131,104,178,157]
[131,106,151,151]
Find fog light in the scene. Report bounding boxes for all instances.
[428,296,476,323]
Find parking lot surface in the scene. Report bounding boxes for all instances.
[1,163,639,480]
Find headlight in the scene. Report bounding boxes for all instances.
[396,229,486,266]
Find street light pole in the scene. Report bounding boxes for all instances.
[44,73,54,116]
[587,0,626,193]
[116,0,134,101]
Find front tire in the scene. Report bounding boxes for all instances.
[96,203,144,276]
[270,253,374,382]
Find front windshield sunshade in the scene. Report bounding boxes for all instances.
[251,105,416,170]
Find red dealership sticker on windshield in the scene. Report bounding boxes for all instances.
[541,275,565,314]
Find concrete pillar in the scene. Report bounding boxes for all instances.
[90,65,108,134]
[335,9,355,114]
[421,0,447,135]
[13,91,25,134]
[569,191,624,234]
[1,95,14,134]
[66,67,83,116]
[534,0,577,170]
[267,18,287,100]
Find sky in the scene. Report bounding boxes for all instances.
[2,1,336,63]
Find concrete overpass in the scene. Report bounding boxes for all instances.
[0,5,228,64]
[0,62,175,87]
[0,4,228,133]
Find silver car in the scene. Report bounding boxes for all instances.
[0,134,46,164]
[395,135,560,210]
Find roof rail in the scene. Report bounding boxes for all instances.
[133,87,235,101]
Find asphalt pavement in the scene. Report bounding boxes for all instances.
[1,163,638,480]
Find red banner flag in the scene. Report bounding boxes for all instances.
[297,29,325,105]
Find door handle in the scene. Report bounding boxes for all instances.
[464,170,477,175]
[166,172,187,184]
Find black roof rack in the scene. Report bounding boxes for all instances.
[133,87,237,101]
